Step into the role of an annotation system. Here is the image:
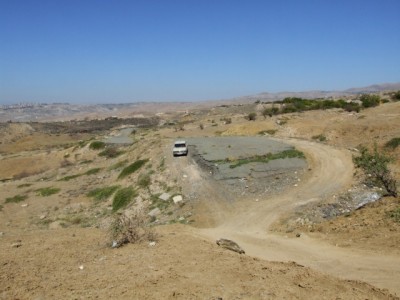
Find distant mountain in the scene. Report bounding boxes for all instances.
[227,82,400,103]
[344,82,400,94]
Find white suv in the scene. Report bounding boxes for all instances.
[173,140,188,157]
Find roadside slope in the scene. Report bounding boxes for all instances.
[191,138,400,295]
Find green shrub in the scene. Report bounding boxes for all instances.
[262,107,280,118]
[79,159,93,164]
[56,214,93,227]
[85,168,102,175]
[389,207,400,222]
[149,194,171,211]
[281,104,298,114]
[89,141,106,150]
[59,168,102,181]
[391,91,400,101]
[17,183,32,188]
[118,159,148,179]
[264,97,370,115]
[312,134,327,142]
[78,140,88,148]
[321,99,348,110]
[158,157,165,171]
[360,94,380,108]
[385,137,400,150]
[247,112,257,121]
[87,185,120,202]
[112,187,137,211]
[99,147,124,158]
[353,145,397,197]
[229,149,305,169]
[138,173,151,188]
[58,174,82,181]
[109,160,128,171]
[343,102,361,113]
[5,194,28,203]
[36,187,60,197]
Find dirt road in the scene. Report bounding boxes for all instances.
[171,138,400,295]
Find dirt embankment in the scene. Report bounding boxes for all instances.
[1,225,396,300]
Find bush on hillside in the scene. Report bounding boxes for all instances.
[385,137,400,150]
[87,185,120,202]
[89,141,106,150]
[109,211,157,247]
[262,107,280,118]
[118,159,148,179]
[99,147,124,158]
[391,91,400,101]
[360,94,380,108]
[353,145,397,197]
[112,187,137,211]
[247,112,257,121]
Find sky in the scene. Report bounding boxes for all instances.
[1,0,400,104]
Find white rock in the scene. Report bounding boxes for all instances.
[159,193,170,201]
[149,241,156,247]
[49,221,63,230]
[173,195,183,204]
[21,204,28,207]
[148,207,161,217]
[79,265,84,270]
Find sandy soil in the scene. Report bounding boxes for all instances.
[1,225,396,300]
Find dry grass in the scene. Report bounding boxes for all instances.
[109,211,157,247]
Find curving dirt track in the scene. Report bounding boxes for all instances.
[171,138,400,295]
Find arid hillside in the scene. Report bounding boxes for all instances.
[1,95,399,299]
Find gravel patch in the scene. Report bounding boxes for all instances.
[187,136,292,161]
[104,128,134,144]
[187,137,307,196]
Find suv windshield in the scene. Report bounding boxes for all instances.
[174,143,186,148]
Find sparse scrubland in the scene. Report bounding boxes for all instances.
[1,91,400,298]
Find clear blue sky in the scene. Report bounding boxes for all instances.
[1,0,399,104]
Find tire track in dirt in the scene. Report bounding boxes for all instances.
[182,138,400,295]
